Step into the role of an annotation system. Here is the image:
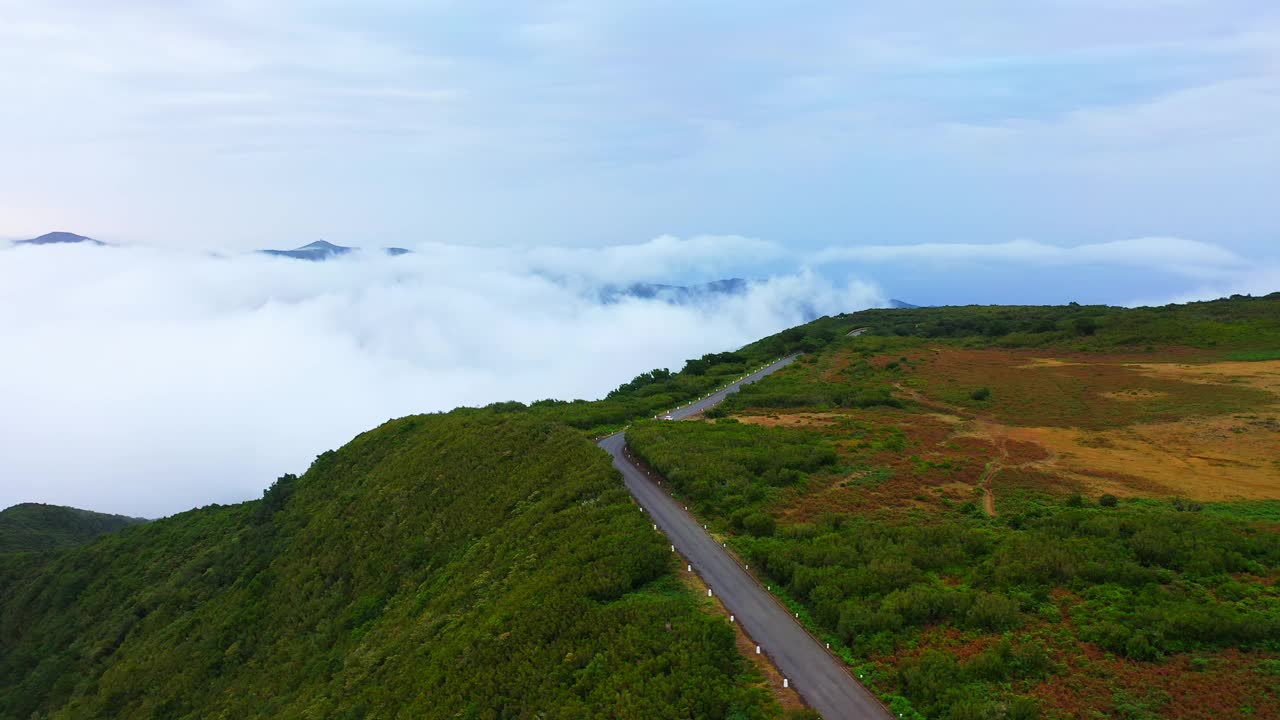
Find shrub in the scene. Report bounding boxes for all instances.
[742,512,776,537]
[1073,317,1099,336]
[1172,497,1204,512]
[1100,494,1118,508]
[970,387,992,401]
[963,592,1021,631]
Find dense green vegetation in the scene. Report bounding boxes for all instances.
[852,292,1280,351]
[6,293,1280,719]
[625,293,1280,718]
[629,420,838,522]
[0,415,774,720]
[0,503,146,554]
[633,427,1280,718]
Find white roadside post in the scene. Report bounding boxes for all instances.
[783,678,789,689]
[755,645,761,655]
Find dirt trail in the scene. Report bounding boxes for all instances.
[980,463,998,517]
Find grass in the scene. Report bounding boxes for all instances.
[1203,500,1280,524]
[1226,350,1280,362]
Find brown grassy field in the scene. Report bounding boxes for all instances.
[698,337,1280,719]
[738,351,1280,516]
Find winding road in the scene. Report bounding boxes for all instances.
[598,355,892,720]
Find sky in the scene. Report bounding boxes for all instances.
[2,1,1279,515]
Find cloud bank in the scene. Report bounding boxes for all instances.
[0,236,881,517]
[3,231,1273,517]
[813,237,1248,279]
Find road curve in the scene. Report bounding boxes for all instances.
[599,357,892,719]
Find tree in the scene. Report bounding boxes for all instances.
[1073,317,1099,336]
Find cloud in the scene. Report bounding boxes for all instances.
[811,237,1247,278]
[2,2,1278,250]
[0,236,882,518]
[1135,264,1280,306]
[525,234,791,284]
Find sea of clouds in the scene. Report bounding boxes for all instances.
[4,231,1270,517]
[0,235,882,517]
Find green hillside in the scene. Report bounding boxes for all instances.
[0,504,146,554]
[5,293,1279,720]
[623,294,1280,719]
[0,415,773,720]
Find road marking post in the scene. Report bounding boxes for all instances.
[707,588,713,597]
[783,678,789,689]
[755,645,761,655]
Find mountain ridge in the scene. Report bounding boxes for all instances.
[0,502,146,553]
[13,231,105,246]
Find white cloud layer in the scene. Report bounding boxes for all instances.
[0,236,882,517]
[2,231,1274,517]
[813,237,1249,279]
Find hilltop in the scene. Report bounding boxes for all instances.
[13,232,104,246]
[0,415,778,719]
[0,503,146,554]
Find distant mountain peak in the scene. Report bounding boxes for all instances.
[15,231,105,246]
[889,299,920,309]
[259,240,411,261]
[602,278,749,304]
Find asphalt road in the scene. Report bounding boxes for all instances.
[660,354,799,420]
[598,357,892,720]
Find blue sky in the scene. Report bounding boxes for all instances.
[2,0,1278,304]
